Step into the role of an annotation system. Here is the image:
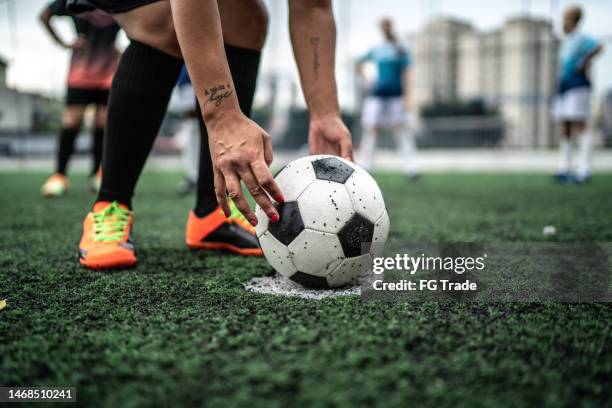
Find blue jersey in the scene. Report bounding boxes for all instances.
[557,31,600,94]
[360,41,411,97]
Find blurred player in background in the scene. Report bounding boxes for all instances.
[553,5,602,184]
[356,17,419,179]
[168,66,200,195]
[40,0,120,196]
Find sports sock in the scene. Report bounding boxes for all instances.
[576,131,592,179]
[359,129,377,173]
[176,118,200,182]
[393,126,418,175]
[91,127,104,175]
[558,138,573,174]
[56,127,80,175]
[194,44,262,218]
[96,40,183,208]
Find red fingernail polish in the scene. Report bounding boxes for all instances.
[271,213,280,223]
[250,218,258,227]
[276,195,285,204]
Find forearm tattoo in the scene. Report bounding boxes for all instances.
[309,37,321,80]
[203,83,233,107]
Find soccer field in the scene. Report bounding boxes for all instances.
[1,171,611,406]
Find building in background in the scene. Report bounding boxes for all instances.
[407,16,559,148]
[0,55,48,137]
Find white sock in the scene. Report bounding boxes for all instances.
[177,119,199,181]
[393,127,418,175]
[558,138,573,174]
[576,131,592,179]
[359,129,377,172]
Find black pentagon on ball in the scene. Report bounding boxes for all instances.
[312,157,354,184]
[268,201,304,245]
[338,213,375,257]
[290,271,330,289]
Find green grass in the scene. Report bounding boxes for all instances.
[0,171,611,407]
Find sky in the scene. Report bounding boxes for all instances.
[1,0,611,104]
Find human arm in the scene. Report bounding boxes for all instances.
[39,4,83,49]
[288,0,353,161]
[578,43,604,74]
[169,0,283,225]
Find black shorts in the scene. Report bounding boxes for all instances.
[66,88,110,106]
[67,0,162,14]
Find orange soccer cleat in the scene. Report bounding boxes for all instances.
[186,201,263,257]
[79,201,137,270]
[41,173,68,197]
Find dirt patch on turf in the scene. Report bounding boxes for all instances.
[244,275,360,299]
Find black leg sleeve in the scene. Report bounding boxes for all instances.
[96,40,183,208]
[91,127,104,175]
[56,127,80,175]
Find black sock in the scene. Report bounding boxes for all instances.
[96,40,183,209]
[194,45,262,218]
[56,127,79,175]
[91,127,104,175]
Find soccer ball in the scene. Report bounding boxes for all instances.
[255,155,389,289]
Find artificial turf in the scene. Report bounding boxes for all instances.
[0,171,611,407]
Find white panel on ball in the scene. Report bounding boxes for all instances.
[370,209,390,257]
[326,253,373,288]
[345,167,386,223]
[275,157,317,202]
[288,229,345,277]
[258,231,297,277]
[297,180,355,234]
[254,204,268,238]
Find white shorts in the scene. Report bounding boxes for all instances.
[361,96,410,129]
[552,87,591,122]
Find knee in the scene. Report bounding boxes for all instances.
[95,108,108,128]
[221,0,268,50]
[154,20,181,58]
[62,110,83,130]
[248,0,269,45]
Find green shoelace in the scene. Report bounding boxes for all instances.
[93,201,130,242]
[227,199,253,229]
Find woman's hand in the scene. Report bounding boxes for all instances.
[308,115,353,161]
[207,110,285,226]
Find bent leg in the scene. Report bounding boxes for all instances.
[91,105,107,175]
[96,3,183,207]
[573,121,592,180]
[557,121,574,174]
[57,105,86,175]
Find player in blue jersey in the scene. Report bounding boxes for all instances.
[356,17,419,179]
[552,5,603,184]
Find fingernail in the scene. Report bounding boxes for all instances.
[276,195,285,204]
[271,213,280,223]
[249,217,258,227]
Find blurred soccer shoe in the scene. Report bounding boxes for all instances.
[553,171,577,184]
[186,201,262,256]
[41,174,68,197]
[90,168,102,193]
[576,173,592,184]
[79,201,137,270]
